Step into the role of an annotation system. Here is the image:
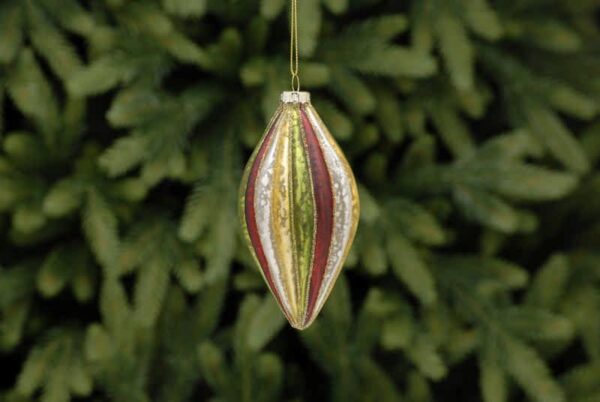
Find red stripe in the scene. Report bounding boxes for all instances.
[244,112,289,316]
[301,106,334,324]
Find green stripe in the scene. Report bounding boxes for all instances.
[289,105,315,311]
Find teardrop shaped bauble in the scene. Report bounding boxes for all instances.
[239,91,360,330]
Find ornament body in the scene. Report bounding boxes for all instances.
[240,91,359,329]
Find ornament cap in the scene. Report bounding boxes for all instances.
[281,91,311,104]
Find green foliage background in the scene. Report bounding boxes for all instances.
[1,0,600,401]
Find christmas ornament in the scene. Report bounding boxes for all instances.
[239,0,359,330]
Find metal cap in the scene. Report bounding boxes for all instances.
[281,91,311,104]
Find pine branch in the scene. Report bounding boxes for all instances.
[0,1,23,65]
[82,189,120,274]
[27,2,83,83]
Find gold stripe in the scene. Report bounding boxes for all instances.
[239,107,297,323]
[270,107,299,322]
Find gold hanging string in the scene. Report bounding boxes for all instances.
[290,0,300,92]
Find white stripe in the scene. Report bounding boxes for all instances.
[305,106,355,315]
[254,118,293,316]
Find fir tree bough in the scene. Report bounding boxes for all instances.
[0,0,599,401]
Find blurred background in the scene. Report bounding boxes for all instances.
[1,0,600,401]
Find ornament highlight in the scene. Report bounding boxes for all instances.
[240,92,360,329]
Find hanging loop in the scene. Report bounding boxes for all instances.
[290,0,300,92]
[291,75,300,93]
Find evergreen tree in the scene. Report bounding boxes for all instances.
[0,0,599,401]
